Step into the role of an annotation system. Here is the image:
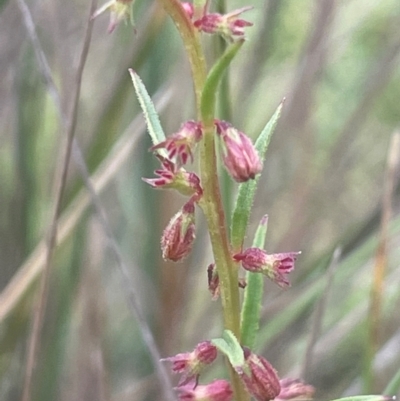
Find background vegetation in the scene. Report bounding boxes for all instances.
[0,0,400,400]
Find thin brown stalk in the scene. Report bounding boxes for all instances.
[15,1,174,397]
[20,1,97,399]
[366,131,400,391]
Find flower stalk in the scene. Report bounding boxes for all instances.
[154,1,249,400]
[128,2,311,401]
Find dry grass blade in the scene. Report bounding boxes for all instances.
[367,131,400,391]
[20,0,98,399]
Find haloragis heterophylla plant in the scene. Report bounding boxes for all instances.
[91,1,398,401]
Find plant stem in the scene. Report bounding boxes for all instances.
[156,1,247,399]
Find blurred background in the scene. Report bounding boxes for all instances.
[1,0,400,400]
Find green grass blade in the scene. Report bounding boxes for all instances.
[240,215,268,348]
[230,102,283,251]
[129,69,166,146]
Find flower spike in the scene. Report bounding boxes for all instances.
[214,120,262,182]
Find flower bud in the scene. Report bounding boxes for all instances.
[162,341,218,385]
[193,6,253,42]
[214,120,262,182]
[275,378,315,401]
[91,0,134,33]
[151,121,203,166]
[161,200,196,262]
[175,380,233,401]
[233,248,300,288]
[235,348,280,401]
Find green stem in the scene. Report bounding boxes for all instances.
[156,0,206,112]
[156,1,247,399]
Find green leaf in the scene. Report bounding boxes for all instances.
[240,215,268,348]
[230,102,283,251]
[129,69,166,146]
[211,329,245,369]
[200,40,244,122]
[328,396,394,401]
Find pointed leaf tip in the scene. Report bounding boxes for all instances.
[129,69,166,147]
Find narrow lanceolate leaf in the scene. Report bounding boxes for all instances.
[211,330,245,370]
[240,215,268,348]
[200,40,244,123]
[328,396,394,401]
[129,69,166,146]
[230,102,283,252]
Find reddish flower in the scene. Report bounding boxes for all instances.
[181,2,194,19]
[235,348,281,401]
[91,0,134,33]
[161,200,196,262]
[214,120,262,182]
[233,248,300,288]
[176,379,233,401]
[143,156,202,198]
[274,378,315,401]
[162,341,218,385]
[193,6,253,41]
[151,121,203,166]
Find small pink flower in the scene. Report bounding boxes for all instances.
[176,379,233,401]
[233,248,300,288]
[235,348,281,401]
[91,0,134,33]
[151,121,203,166]
[161,200,196,262]
[193,6,253,41]
[162,341,218,385]
[143,156,202,198]
[181,2,194,19]
[214,120,262,182]
[274,378,315,401]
